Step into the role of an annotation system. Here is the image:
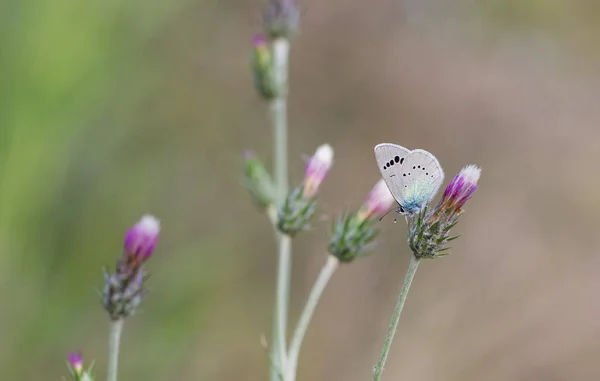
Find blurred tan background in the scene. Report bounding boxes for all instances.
[2,0,600,380]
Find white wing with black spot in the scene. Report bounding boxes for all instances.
[374,144,444,213]
[374,143,410,205]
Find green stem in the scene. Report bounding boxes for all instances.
[275,234,292,366]
[269,37,291,381]
[107,319,124,381]
[286,255,339,381]
[372,255,421,381]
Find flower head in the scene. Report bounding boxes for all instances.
[67,351,94,381]
[302,144,334,198]
[438,165,481,214]
[358,179,396,221]
[328,213,377,263]
[68,351,83,375]
[252,34,268,49]
[252,34,270,68]
[277,144,333,236]
[328,180,395,262]
[407,165,481,259]
[124,215,160,262]
[102,215,160,320]
[251,34,276,99]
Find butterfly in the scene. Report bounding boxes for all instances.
[374,143,444,215]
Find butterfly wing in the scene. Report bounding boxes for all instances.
[374,143,411,205]
[397,149,444,212]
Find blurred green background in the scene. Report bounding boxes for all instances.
[3,0,600,380]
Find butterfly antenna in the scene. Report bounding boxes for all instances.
[378,206,397,222]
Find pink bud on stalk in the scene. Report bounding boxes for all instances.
[252,34,270,66]
[124,215,161,262]
[358,179,396,221]
[302,144,334,198]
[68,351,83,375]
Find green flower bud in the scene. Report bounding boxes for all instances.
[251,34,277,100]
[328,213,377,263]
[277,186,317,236]
[242,150,275,209]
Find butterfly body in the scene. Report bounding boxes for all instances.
[374,143,444,215]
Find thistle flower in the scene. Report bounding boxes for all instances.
[262,0,300,39]
[302,144,333,198]
[407,165,481,259]
[242,150,275,209]
[438,164,481,215]
[124,215,160,262]
[357,179,396,221]
[328,179,393,262]
[251,34,277,99]
[68,352,83,375]
[102,215,160,320]
[278,144,333,236]
[67,351,94,381]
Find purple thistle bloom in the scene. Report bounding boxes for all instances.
[102,215,160,320]
[303,144,334,198]
[408,165,481,259]
[439,165,481,213]
[124,215,160,261]
[68,351,83,373]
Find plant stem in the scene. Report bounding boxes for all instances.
[372,255,421,381]
[274,234,292,364]
[269,37,291,381]
[286,255,339,381]
[107,318,124,381]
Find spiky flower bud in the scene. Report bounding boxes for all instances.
[262,0,299,39]
[67,351,94,381]
[328,179,394,262]
[102,215,160,320]
[251,34,277,100]
[277,144,333,235]
[408,165,481,259]
[328,213,376,262]
[243,150,275,209]
[68,352,83,376]
[277,186,317,236]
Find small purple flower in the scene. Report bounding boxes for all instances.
[124,215,160,261]
[244,149,254,160]
[358,179,395,221]
[439,165,481,213]
[68,351,83,374]
[302,144,334,198]
[252,34,268,49]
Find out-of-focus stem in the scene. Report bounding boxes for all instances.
[107,319,124,381]
[372,255,421,381]
[286,255,339,381]
[269,37,291,381]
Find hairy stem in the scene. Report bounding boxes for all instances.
[286,255,339,381]
[107,319,124,381]
[269,37,291,381]
[372,255,421,381]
